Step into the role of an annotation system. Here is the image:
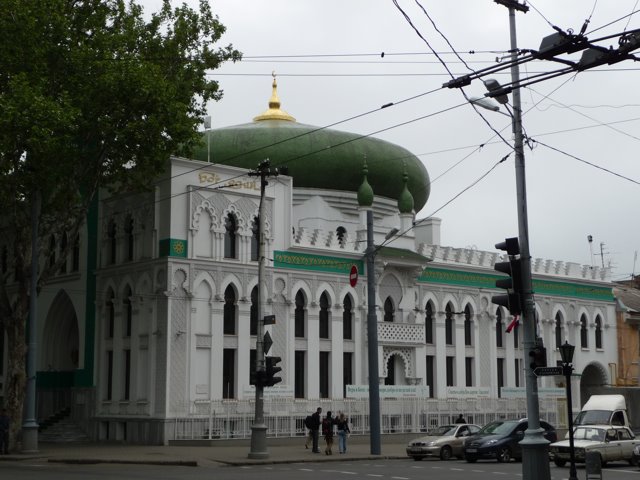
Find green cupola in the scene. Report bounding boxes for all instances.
[397,169,414,214]
[357,162,374,207]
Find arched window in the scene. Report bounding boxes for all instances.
[295,290,306,338]
[595,315,603,349]
[425,301,434,344]
[336,226,346,246]
[223,285,236,335]
[319,292,330,339]
[60,233,68,273]
[445,303,454,345]
[72,234,80,271]
[464,304,473,346]
[250,216,259,262]
[555,312,564,349]
[250,286,258,336]
[123,286,132,337]
[384,297,394,323]
[580,314,588,349]
[343,295,353,340]
[106,289,115,338]
[107,219,117,264]
[224,213,238,259]
[125,215,134,261]
[496,308,503,348]
[49,234,56,268]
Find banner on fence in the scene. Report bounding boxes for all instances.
[242,384,294,398]
[446,386,491,399]
[501,387,566,399]
[346,385,430,398]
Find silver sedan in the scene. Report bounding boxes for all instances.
[407,424,481,461]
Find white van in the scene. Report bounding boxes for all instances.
[574,394,630,428]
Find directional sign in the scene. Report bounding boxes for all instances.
[263,331,273,355]
[263,314,276,325]
[349,265,358,287]
[534,366,563,377]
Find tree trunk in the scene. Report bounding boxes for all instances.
[5,312,27,452]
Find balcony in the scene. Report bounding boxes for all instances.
[377,322,425,345]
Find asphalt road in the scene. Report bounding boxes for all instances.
[2,458,640,480]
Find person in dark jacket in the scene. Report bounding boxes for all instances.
[336,411,351,454]
[323,411,335,455]
[310,407,322,453]
[455,413,466,424]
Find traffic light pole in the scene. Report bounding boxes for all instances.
[248,160,270,459]
[499,3,551,480]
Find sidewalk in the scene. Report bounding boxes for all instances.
[0,435,410,467]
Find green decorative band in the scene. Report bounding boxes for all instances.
[274,250,364,275]
[419,267,613,302]
[159,238,188,258]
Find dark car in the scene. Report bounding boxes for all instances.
[464,419,557,463]
[633,444,640,468]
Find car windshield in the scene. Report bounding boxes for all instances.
[575,410,611,425]
[573,427,606,442]
[428,425,457,436]
[478,421,518,435]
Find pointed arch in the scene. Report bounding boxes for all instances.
[41,290,80,371]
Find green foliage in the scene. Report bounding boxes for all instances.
[0,0,240,449]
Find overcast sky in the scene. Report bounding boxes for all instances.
[144,0,640,281]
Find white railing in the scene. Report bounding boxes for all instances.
[172,397,560,441]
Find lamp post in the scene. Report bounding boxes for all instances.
[559,341,577,480]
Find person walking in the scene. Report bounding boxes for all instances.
[336,411,350,454]
[309,407,322,453]
[0,408,9,454]
[455,413,466,424]
[322,410,335,455]
[304,411,314,449]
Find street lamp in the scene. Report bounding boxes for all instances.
[559,341,578,480]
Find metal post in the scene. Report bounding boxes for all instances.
[366,209,381,454]
[248,161,269,459]
[564,364,578,480]
[23,190,40,452]
[503,4,551,480]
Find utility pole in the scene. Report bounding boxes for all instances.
[248,159,275,459]
[366,208,381,455]
[494,2,551,479]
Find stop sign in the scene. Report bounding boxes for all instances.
[349,265,358,287]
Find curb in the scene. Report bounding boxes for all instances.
[48,458,198,467]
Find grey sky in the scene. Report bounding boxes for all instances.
[144,0,640,280]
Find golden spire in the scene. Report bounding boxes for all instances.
[253,72,296,122]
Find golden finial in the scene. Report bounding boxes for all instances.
[253,72,296,122]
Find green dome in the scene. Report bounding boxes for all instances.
[357,163,374,207]
[192,80,430,210]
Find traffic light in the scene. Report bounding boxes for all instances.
[264,356,282,387]
[491,237,523,316]
[529,345,547,370]
[250,367,265,388]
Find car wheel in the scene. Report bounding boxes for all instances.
[554,459,566,467]
[440,446,453,461]
[599,454,607,467]
[466,455,478,463]
[496,447,511,463]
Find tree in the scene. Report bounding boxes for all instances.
[0,0,240,449]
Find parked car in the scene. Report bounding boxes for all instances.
[407,424,481,461]
[464,419,557,463]
[632,444,640,468]
[549,425,640,467]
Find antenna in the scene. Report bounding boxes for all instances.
[587,235,593,268]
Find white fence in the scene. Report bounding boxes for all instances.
[173,397,561,441]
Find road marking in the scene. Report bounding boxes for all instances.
[491,472,508,475]
[450,467,464,471]
[471,469,484,472]
[366,475,383,478]
[391,477,409,480]
[298,468,313,471]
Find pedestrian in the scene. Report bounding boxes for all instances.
[455,413,466,424]
[322,410,335,455]
[309,407,322,453]
[336,411,350,454]
[303,412,314,449]
[0,408,9,455]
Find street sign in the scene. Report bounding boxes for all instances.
[263,314,276,325]
[349,265,358,287]
[534,366,563,377]
[263,331,273,355]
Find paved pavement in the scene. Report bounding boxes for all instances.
[0,435,410,467]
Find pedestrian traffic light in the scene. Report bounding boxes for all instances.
[491,237,523,316]
[529,345,547,370]
[264,356,282,387]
